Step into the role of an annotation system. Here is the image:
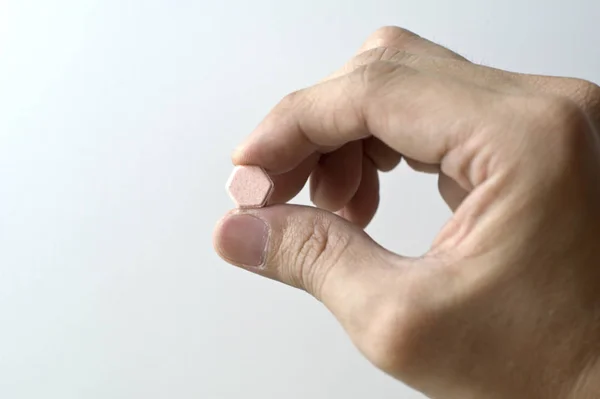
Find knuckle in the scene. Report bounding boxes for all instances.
[538,96,590,136]
[565,78,600,111]
[353,61,406,90]
[356,46,407,64]
[283,213,351,297]
[541,95,581,119]
[279,89,304,110]
[369,26,420,48]
[526,95,587,134]
[351,48,419,80]
[525,95,595,172]
[277,89,315,119]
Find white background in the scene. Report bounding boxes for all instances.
[1,1,599,398]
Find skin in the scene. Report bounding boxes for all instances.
[213,27,600,398]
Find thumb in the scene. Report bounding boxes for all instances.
[213,204,401,333]
[213,204,459,383]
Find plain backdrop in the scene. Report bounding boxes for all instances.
[1,1,599,398]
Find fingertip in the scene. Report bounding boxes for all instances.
[231,146,243,165]
[364,137,402,172]
[309,172,342,212]
[268,154,319,204]
[309,142,363,212]
[337,156,380,228]
[231,143,255,167]
[212,209,240,251]
[213,210,270,268]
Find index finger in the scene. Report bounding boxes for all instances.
[233,63,481,174]
[232,70,371,173]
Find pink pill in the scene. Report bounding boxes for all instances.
[226,166,274,209]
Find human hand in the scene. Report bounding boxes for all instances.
[213,27,600,398]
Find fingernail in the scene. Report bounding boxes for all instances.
[218,214,269,267]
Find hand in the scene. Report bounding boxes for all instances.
[213,27,600,398]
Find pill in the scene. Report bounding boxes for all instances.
[226,165,274,209]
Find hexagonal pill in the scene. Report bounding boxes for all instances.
[226,166,274,208]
